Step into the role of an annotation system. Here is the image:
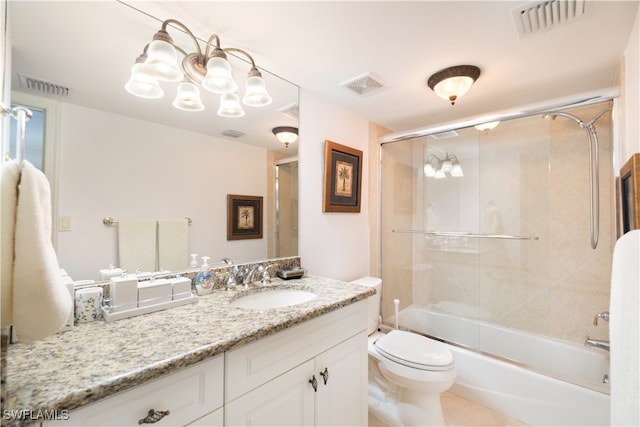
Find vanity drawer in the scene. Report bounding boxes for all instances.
[45,355,224,427]
[225,300,367,402]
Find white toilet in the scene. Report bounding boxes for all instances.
[351,277,456,427]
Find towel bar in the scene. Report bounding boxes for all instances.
[103,217,192,226]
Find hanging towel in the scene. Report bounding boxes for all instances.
[1,160,20,326]
[157,218,189,271]
[118,219,157,273]
[610,230,640,426]
[12,161,72,341]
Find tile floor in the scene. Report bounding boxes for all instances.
[441,392,529,426]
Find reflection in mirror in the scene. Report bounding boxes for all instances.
[8,1,299,282]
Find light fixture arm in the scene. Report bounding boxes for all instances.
[223,47,257,69]
[158,19,204,56]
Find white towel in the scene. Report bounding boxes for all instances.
[157,218,189,271]
[1,160,20,326]
[610,230,640,426]
[118,219,157,273]
[13,161,72,341]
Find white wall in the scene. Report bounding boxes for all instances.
[55,103,268,281]
[622,9,640,160]
[298,89,371,281]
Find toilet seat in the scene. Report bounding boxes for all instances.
[374,330,454,371]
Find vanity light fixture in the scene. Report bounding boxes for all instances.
[424,153,464,178]
[427,65,481,105]
[272,126,298,148]
[125,19,272,117]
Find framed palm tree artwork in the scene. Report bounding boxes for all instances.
[323,140,363,213]
[227,194,263,240]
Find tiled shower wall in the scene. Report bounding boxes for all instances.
[381,102,613,347]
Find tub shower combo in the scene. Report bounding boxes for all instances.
[380,97,614,426]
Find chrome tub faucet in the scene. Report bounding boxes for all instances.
[585,337,610,352]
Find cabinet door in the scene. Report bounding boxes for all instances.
[225,360,315,426]
[187,407,223,426]
[315,332,368,426]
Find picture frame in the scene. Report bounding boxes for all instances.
[323,140,363,213]
[619,153,640,235]
[227,194,263,240]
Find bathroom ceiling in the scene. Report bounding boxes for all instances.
[8,1,639,144]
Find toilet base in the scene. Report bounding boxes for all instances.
[368,381,448,426]
[398,387,446,426]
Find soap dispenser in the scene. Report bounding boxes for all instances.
[194,256,213,296]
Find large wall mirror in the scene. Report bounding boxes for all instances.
[7,1,299,281]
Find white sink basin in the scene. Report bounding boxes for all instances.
[230,288,318,310]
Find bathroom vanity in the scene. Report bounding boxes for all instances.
[2,276,373,427]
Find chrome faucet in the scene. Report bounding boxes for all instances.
[242,265,271,286]
[593,311,610,326]
[585,337,610,352]
[221,258,239,289]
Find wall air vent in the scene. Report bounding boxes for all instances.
[18,74,71,97]
[221,129,246,139]
[512,0,585,39]
[340,72,390,96]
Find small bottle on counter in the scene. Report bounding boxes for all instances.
[194,256,213,296]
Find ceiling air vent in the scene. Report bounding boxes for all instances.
[340,72,390,96]
[18,74,70,97]
[429,130,459,139]
[278,103,299,120]
[512,0,585,39]
[221,129,246,139]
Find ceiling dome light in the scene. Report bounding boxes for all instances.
[272,126,298,148]
[427,65,481,105]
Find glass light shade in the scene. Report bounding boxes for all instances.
[217,93,245,117]
[474,121,500,131]
[202,56,238,94]
[441,159,453,173]
[243,75,272,107]
[423,163,435,177]
[434,76,474,104]
[434,169,446,179]
[275,131,297,146]
[144,39,183,82]
[172,82,204,112]
[125,63,164,99]
[450,164,464,177]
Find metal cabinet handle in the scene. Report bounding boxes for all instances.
[138,409,170,424]
[308,375,318,392]
[319,367,329,385]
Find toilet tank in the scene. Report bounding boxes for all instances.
[350,276,382,335]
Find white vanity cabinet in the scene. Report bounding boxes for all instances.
[44,355,224,427]
[224,301,368,426]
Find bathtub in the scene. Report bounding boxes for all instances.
[394,305,610,426]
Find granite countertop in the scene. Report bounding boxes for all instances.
[2,276,374,427]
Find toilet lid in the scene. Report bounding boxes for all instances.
[374,330,454,371]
